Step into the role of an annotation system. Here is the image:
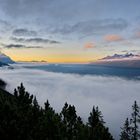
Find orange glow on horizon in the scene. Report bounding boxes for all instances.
[2,47,103,63]
[9,55,99,63]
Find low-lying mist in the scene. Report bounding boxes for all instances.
[0,65,140,139]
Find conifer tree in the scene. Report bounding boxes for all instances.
[40,100,62,140]
[61,102,86,140]
[131,101,140,140]
[120,118,132,140]
[0,84,115,140]
[13,83,34,140]
[88,106,114,140]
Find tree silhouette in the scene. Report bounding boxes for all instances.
[61,102,81,140]
[88,106,114,140]
[131,101,140,140]
[0,83,114,140]
[120,101,140,140]
[120,118,132,140]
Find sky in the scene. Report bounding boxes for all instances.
[0,0,140,63]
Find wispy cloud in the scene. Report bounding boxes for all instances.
[0,19,13,33]
[122,50,140,53]
[1,43,42,49]
[49,18,128,37]
[12,28,37,37]
[104,34,124,42]
[11,37,61,44]
[133,31,140,39]
[0,19,10,27]
[84,43,95,49]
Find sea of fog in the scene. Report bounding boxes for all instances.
[24,63,140,79]
[0,63,140,139]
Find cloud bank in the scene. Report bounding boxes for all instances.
[1,44,42,49]
[12,28,37,37]
[0,64,140,139]
[11,37,61,44]
[49,18,128,36]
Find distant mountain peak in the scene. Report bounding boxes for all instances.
[89,53,140,68]
[101,53,140,61]
[0,52,15,64]
[0,53,7,57]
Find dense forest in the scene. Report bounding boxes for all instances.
[0,82,140,140]
[0,79,6,89]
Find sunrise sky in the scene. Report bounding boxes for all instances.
[0,0,140,63]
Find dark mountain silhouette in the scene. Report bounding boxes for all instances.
[0,61,8,67]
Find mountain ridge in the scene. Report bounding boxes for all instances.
[100,53,140,61]
[0,53,15,65]
[90,53,140,68]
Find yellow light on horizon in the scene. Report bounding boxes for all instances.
[2,47,103,63]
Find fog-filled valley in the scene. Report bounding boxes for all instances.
[0,64,140,139]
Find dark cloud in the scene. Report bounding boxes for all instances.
[49,18,128,36]
[11,37,61,44]
[2,44,42,49]
[4,44,25,48]
[12,29,37,37]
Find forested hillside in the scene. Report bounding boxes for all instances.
[0,83,114,140]
[0,83,139,140]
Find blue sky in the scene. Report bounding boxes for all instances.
[0,0,140,62]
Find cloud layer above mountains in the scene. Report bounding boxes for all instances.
[0,64,140,139]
